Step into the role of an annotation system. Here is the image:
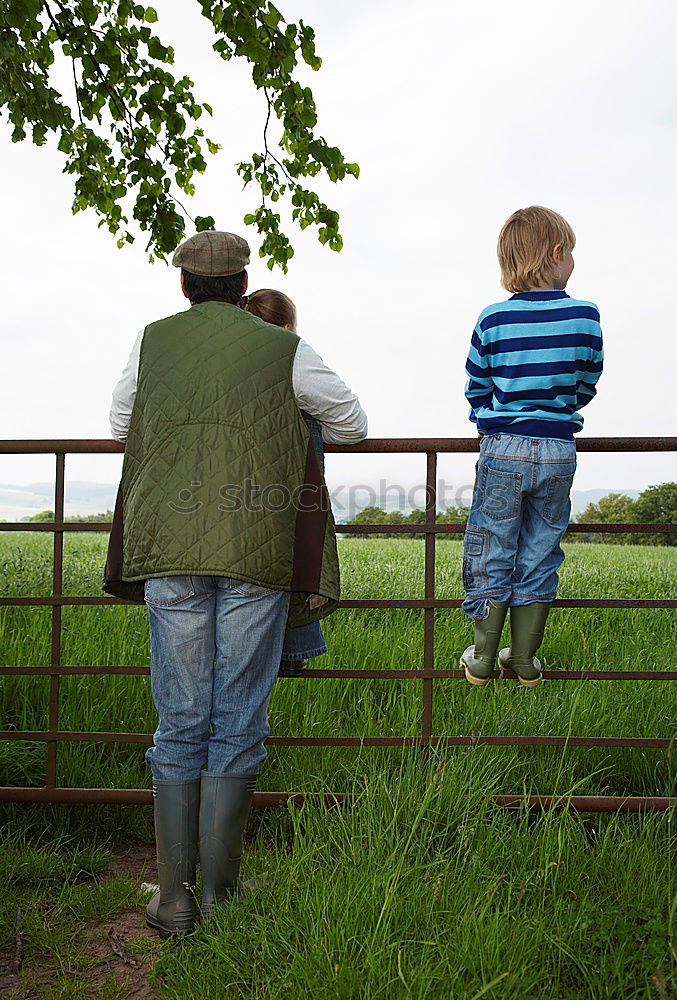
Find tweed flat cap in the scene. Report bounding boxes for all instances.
[172,231,250,276]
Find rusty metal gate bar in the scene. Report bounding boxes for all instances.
[47,451,64,791]
[0,438,675,814]
[422,451,437,767]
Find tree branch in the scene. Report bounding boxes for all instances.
[71,56,83,123]
[262,85,293,186]
[46,0,170,159]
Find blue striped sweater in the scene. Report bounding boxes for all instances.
[464,289,604,440]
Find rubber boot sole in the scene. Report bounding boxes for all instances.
[516,674,543,688]
[497,648,543,687]
[145,912,195,940]
[462,662,491,687]
[144,892,197,939]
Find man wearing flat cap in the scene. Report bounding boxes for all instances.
[102,229,367,938]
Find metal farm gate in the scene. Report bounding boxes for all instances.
[0,437,675,813]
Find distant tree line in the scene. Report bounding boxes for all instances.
[574,483,676,546]
[1,510,115,523]
[345,483,677,546]
[346,505,467,540]
[5,485,675,546]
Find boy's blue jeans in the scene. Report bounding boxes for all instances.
[281,410,328,661]
[144,574,290,781]
[461,432,577,621]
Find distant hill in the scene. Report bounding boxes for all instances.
[0,480,643,523]
[0,481,118,522]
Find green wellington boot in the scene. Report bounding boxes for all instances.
[498,602,552,687]
[145,777,200,939]
[461,599,510,686]
[198,771,265,920]
[278,658,308,677]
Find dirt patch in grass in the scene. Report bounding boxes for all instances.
[0,911,163,999]
[104,842,158,886]
[0,844,169,999]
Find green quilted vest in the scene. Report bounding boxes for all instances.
[102,300,340,627]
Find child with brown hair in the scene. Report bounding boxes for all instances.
[460,206,604,687]
[244,288,328,677]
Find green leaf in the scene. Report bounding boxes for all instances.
[0,2,358,268]
[17,0,42,17]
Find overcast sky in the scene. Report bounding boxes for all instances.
[2,0,676,505]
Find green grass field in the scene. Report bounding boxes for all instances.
[0,533,675,998]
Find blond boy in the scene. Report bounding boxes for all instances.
[461,206,604,686]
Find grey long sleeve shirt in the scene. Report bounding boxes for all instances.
[109,327,368,446]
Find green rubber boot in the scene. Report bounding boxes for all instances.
[498,602,552,687]
[145,777,200,939]
[461,599,510,686]
[198,771,265,920]
[278,658,307,677]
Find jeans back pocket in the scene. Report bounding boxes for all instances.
[480,465,522,520]
[542,473,575,526]
[144,575,196,607]
[229,578,279,598]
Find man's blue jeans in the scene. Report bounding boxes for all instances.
[461,432,577,621]
[143,575,290,781]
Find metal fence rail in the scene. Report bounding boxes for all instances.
[0,438,675,813]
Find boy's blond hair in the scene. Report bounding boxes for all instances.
[497,206,576,293]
